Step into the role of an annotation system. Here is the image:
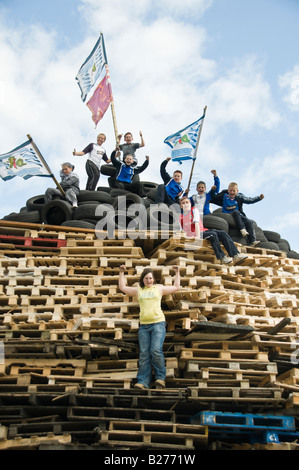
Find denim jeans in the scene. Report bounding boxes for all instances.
[203,229,239,259]
[231,211,256,244]
[137,321,166,388]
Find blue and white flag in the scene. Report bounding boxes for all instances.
[76,33,108,103]
[164,115,205,163]
[0,140,51,181]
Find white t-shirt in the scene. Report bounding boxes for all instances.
[83,143,107,170]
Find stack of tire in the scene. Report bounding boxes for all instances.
[2,182,298,259]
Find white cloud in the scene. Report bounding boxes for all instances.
[279,65,299,110]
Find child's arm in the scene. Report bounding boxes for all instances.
[160,158,171,184]
[134,156,149,174]
[110,150,121,169]
[160,266,180,295]
[139,131,145,148]
[73,149,85,156]
[239,193,265,204]
[211,169,220,194]
[118,265,139,296]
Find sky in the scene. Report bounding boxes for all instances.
[0,0,299,252]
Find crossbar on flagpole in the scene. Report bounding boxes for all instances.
[27,135,65,198]
[186,106,207,193]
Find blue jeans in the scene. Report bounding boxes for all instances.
[203,229,239,259]
[137,322,166,388]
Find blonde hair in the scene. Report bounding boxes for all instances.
[228,182,238,189]
[97,133,106,141]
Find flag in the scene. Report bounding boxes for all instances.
[76,33,107,103]
[86,72,113,127]
[0,140,51,181]
[164,115,205,163]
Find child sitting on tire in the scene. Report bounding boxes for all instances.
[44,162,80,208]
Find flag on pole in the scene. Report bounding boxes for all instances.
[75,33,107,103]
[164,115,205,163]
[86,70,113,127]
[0,140,51,181]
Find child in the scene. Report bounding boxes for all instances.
[155,157,186,205]
[117,131,145,165]
[110,149,149,197]
[73,133,110,191]
[211,182,264,246]
[179,196,247,264]
[190,169,220,215]
[119,264,180,389]
[45,162,80,208]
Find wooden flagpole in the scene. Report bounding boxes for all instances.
[186,106,207,193]
[27,134,65,197]
[105,64,118,146]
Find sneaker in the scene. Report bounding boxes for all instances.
[250,240,260,246]
[220,255,232,264]
[134,383,146,389]
[240,229,249,237]
[155,379,166,388]
[233,253,248,262]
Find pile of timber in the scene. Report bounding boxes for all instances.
[0,220,298,450]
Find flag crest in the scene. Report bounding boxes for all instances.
[0,140,50,181]
[76,34,107,103]
[164,116,204,163]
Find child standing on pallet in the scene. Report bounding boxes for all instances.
[118,265,180,389]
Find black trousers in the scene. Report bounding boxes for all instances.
[85,160,100,191]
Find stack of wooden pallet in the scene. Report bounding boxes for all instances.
[0,220,298,450]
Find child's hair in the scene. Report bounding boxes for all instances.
[97,133,106,141]
[180,196,190,205]
[228,182,238,188]
[124,132,133,138]
[174,170,183,176]
[197,181,206,187]
[139,268,155,288]
[62,162,74,170]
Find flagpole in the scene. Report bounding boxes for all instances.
[27,135,65,198]
[105,64,118,145]
[186,106,207,193]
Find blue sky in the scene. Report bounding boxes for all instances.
[0,0,299,252]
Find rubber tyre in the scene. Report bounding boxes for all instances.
[257,241,280,251]
[41,200,73,226]
[263,230,281,243]
[203,214,229,232]
[100,164,117,176]
[77,190,113,204]
[3,210,41,223]
[147,204,181,230]
[26,194,46,213]
[212,209,237,228]
[61,220,96,229]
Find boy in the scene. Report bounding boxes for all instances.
[45,162,80,208]
[179,196,247,264]
[155,157,186,205]
[117,131,145,165]
[190,169,220,215]
[111,149,149,197]
[73,133,110,191]
[211,182,264,246]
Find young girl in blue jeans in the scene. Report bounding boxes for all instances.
[118,264,180,389]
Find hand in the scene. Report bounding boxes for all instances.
[119,265,126,272]
[145,155,149,161]
[139,131,143,136]
[172,265,179,272]
[211,185,216,190]
[166,157,171,161]
[211,169,217,176]
[73,149,76,155]
[260,194,264,200]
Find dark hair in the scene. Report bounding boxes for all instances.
[173,170,183,176]
[139,268,155,288]
[197,181,206,187]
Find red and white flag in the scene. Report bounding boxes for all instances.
[86,72,113,127]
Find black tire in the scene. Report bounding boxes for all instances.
[96,209,146,237]
[288,250,299,259]
[140,182,159,193]
[230,236,247,246]
[3,210,41,223]
[100,164,117,176]
[203,215,229,232]
[212,209,237,228]
[74,203,112,220]
[278,238,291,251]
[257,241,280,250]
[263,230,281,243]
[112,192,144,210]
[147,204,181,230]
[61,220,96,229]
[255,227,268,242]
[41,200,73,226]
[96,186,112,193]
[26,194,46,213]
[77,190,113,204]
